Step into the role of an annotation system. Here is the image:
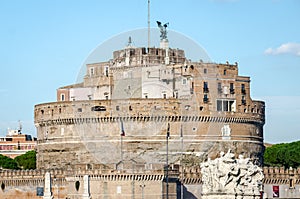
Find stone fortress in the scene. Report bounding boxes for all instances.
[0,25,299,199]
[34,31,265,171]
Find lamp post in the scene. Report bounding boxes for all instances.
[166,123,170,199]
[140,183,146,199]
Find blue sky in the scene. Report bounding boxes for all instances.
[0,0,299,143]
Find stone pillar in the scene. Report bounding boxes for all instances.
[82,175,91,199]
[160,39,169,65]
[43,172,53,199]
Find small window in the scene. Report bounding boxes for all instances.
[241,84,246,94]
[105,67,109,77]
[116,106,120,111]
[90,67,94,76]
[204,68,207,74]
[163,93,167,99]
[290,178,295,189]
[218,83,222,94]
[77,108,82,112]
[223,69,227,75]
[182,78,187,85]
[230,83,235,94]
[129,105,132,111]
[61,94,65,101]
[91,106,106,111]
[242,96,246,105]
[203,94,209,103]
[203,82,209,93]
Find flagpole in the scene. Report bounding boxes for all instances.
[180,125,183,199]
[120,119,125,162]
[166,123,170,199]
[121,133,123,162]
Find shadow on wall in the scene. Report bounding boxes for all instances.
[178,185,198,199]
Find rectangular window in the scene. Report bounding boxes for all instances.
[230,83,235,94]
[217,100,222,111]
[182,78,187,85]
[203,82,209,93]
[60,94,65,101]
[105,66,109,77]
[217,99,236,112]
[242,96,246,105]
[223,100,229,112]
[203,94,209,103]
[241,84,246,94]
[218,83,222,94]
[204,68,207,74]
[90,67,94,76]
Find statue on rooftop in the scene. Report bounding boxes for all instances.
[157,21,169,40]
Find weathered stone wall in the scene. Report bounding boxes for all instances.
[1,166,299,199]
[34,96,265,169]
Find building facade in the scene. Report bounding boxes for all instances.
[0,129,36,159]
[35,39,265,170]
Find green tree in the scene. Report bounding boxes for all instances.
[0,154,19,169]
[264,141,300,168]
[14,150,36,170]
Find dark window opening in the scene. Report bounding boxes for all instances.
[203,94,209,103]
[218,83,222,94]
[230,83,235,94]
[91,106,106,111]
[204,68,207,74]
[241,96,246,105]
[105,67,109,77]
[241,84,246,94]
[217,99,235,112]
[77,108,82,112]
[116,106,120,111]
[223,69,227,75]
[203,82,209,93]
[129,105,132,111]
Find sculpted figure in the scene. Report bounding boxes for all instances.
[157,21,169,40]
[200,151,264,196]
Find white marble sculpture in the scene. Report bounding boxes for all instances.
[82,175,91,199]
[200,150,263,199]
[43,172,53,199]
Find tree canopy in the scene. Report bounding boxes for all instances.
[264,140,300,168]
[15,150,36,170]
[0,154,19,170]
[0,150,36,170]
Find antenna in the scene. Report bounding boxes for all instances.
[18,120,22,134]
[148,0,150,49]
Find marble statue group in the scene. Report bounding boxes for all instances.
[200,150,263,199]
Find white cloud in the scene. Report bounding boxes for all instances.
[264,42,300,56]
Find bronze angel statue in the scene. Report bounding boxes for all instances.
[157,21,169,40]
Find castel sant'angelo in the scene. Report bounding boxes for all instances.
[34,25,265,170]
[2,22,299,199]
